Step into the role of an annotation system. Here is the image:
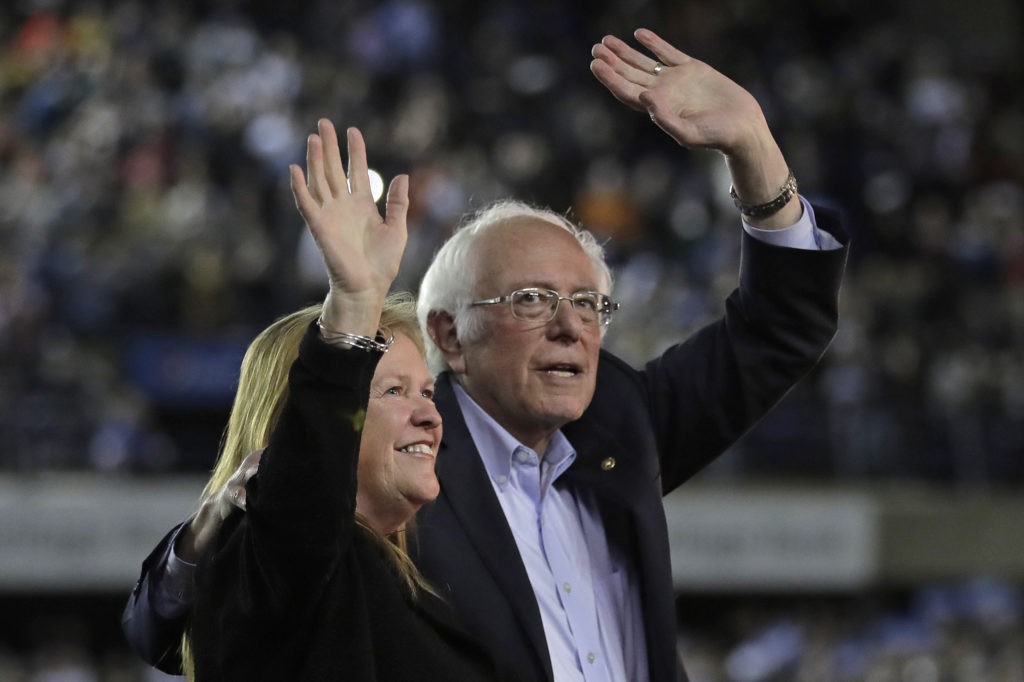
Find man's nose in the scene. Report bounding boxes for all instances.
[546,297,584,339]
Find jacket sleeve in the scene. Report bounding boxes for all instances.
[189,323,380,676]
[641,204,849,492]
[121,522,190,675]
[237,324,378,563]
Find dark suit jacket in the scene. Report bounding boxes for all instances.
[412,213,849,682]
[188,328,505,681]
[124,209,847,680]
[122,521,192,673]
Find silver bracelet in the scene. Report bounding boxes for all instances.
[316,316,394,353]
[729,169,798,218]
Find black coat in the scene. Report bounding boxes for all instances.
[413,213,849,682]
[188,329,506,681]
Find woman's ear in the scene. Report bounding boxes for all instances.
[426,310,466,373]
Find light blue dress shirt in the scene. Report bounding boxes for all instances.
[454,382,648,682]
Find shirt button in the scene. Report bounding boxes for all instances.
[516,450,530,463]
[587,652,596,664]
[562,582,572,593]
[497,475,508,484]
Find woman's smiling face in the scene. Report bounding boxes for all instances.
[355,332,442,534]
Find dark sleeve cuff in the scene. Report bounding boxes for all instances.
[297,320,383,391]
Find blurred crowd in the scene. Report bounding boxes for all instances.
[1,1,1022,678]
[1,0,1022,483]
[0,578,1020,681]
[678,578,1024,682]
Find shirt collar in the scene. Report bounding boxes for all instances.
[452,379,576,489]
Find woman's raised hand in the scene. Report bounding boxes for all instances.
[290,120,409,334]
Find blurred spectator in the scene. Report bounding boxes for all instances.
[0,2,1021,678]
[0,1,1021,485]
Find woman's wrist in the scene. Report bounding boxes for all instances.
[316,317,394,353]
[319,290,383,340]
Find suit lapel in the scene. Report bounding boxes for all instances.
[562,409,656,509]
[431,373,552,677]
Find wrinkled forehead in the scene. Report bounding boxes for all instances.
[469,218,599,293]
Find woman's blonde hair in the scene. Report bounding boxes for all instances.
[182,292,431,679]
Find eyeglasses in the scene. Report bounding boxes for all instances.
[470,288,620,327]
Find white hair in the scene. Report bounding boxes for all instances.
[417,199,613,375]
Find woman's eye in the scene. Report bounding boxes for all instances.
[384,386,402,396]
[421,389,435,401]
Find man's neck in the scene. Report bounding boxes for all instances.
[451,378,560,457]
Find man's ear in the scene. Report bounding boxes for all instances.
[426,310,466,373]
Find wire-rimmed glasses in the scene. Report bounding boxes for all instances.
[470,287,619,326]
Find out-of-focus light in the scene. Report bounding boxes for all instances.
[351,169,386,202]
[669,198,711,241]
[864,171,910,214]
[368,169,385,202]
[507,55,558,95]
[493,132,548,180]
